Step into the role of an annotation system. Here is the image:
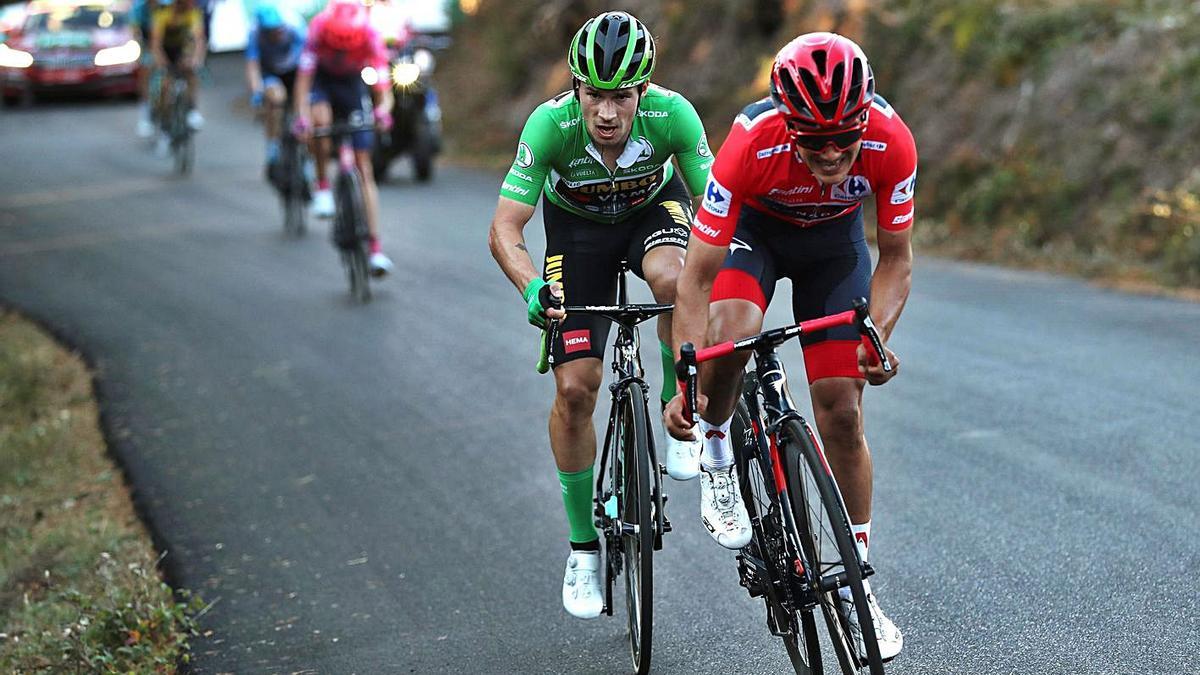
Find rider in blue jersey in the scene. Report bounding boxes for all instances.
[245,1,306,172]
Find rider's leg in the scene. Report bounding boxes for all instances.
[263,80,287,150]
[353,149,380,246]
[310,101,333,185]
[809,377,872,524]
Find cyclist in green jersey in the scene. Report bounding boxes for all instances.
[488,11,713,619]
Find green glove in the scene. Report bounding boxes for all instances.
[522,278,560,329]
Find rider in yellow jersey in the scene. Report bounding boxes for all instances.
[149,0,204,141]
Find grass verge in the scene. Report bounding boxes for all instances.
[0,310,205,673]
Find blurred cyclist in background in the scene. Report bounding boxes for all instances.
[132,0,158,138]
[293,0,395,276]
[149,0,205,140]
[245,0,305,177]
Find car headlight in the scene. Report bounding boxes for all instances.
[0,43,34,68]
[412,48,434,74]
[94,40,140,67]
[391,62,420,87]
[360,66,379,87]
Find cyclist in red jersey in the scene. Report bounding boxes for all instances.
[293,0,395,275]
[664,32,913,661]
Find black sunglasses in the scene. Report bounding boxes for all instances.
[790,126,865,152]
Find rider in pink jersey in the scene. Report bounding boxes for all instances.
[293,0,395,276]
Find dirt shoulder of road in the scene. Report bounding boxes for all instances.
[0,309,205,673]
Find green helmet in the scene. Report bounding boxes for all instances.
[568,11,655,90]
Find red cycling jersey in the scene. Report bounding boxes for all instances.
[299,10,388,85]
[693,95,917,246]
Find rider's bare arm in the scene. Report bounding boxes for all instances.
[487,196,539,291]
[869,225,913,342]
[671,235,726,361]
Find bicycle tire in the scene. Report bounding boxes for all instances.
[335,171,371,303]
[780,419,884,675]
[619,381,654,675]
[282,140,307,237]
[733,385,818,674]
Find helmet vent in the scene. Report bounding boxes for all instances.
[812,49,827,78]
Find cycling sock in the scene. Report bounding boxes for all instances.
[840,521,873,600]
[659,340,675,406]
[569,539,600,552]
[852,520,871,563]
[698,415,734,471]
[369,237,381,254]
[558,466,599,544]
[317,178,330,191]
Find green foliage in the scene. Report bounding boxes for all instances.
[2,553,206,673]
[0,314,206,673]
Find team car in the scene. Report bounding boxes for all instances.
[1,0,140,105]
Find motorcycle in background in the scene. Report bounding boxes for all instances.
[367,40,441,183]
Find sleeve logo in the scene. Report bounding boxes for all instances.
[697,133,712,158]
[515,142,534,169]
[702,177,732,218]
[890,169,917,205]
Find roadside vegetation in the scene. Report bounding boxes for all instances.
[440,0,1200,292]
[0,311,204,673]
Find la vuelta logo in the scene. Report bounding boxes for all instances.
[562,329,591,354]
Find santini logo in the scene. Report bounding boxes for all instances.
[756,143,790,159]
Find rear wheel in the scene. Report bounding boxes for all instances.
[411,121,435,182]
[781,419,883,674]
[733,383,819,674]
[619,382,654,675]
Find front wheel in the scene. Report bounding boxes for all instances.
[733,383,819,674]
[782,419,884,674]
[334,171,371,303]
[618,381,654,675]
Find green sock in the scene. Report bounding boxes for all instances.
[558,467,598,544]
[660,340,676,406]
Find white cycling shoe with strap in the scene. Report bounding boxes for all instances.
[839,591,903,662]
[662,424,700,480]
[561,550,603,619]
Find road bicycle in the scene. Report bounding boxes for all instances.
[313,118,374,303]
[542,262,673,674]
[272,108,310,237]
[162,73,194,175]
[677,298,892,674]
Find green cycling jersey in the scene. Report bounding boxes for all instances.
[500,84,714,223]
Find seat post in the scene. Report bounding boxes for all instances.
[617,259,629,307]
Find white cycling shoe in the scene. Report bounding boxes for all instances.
[662,428,700,480]
[839,592,903,662]
[368,251,393,277]
[311,189,335,218]
[136,117,155,139]
[186,109,204,130]
[561,550,603,619]
[699,465,751,549]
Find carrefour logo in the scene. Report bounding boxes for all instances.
[702,177,732,218]
[831,175,871,202]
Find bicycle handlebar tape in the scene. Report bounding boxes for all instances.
[535,328,551,374]
[677,343,699,423]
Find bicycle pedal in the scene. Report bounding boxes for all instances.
[661,516,672,532]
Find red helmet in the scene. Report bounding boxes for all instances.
[320,0,369,51]
[770,32,875,135]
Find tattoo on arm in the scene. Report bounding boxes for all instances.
[515,242,528,252]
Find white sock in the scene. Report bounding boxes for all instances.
[841,520,873,599]
[698,415,734,471]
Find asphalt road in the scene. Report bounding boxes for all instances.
[1,55,1198,675]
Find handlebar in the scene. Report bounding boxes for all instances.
[675,297,892,421]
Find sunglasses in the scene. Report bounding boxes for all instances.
[789,125,865,152]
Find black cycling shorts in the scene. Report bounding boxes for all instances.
[311,69,373,151]
[710,205,872,383]
[542,173,693,367]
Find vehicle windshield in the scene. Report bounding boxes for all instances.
[24,6,128,32]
